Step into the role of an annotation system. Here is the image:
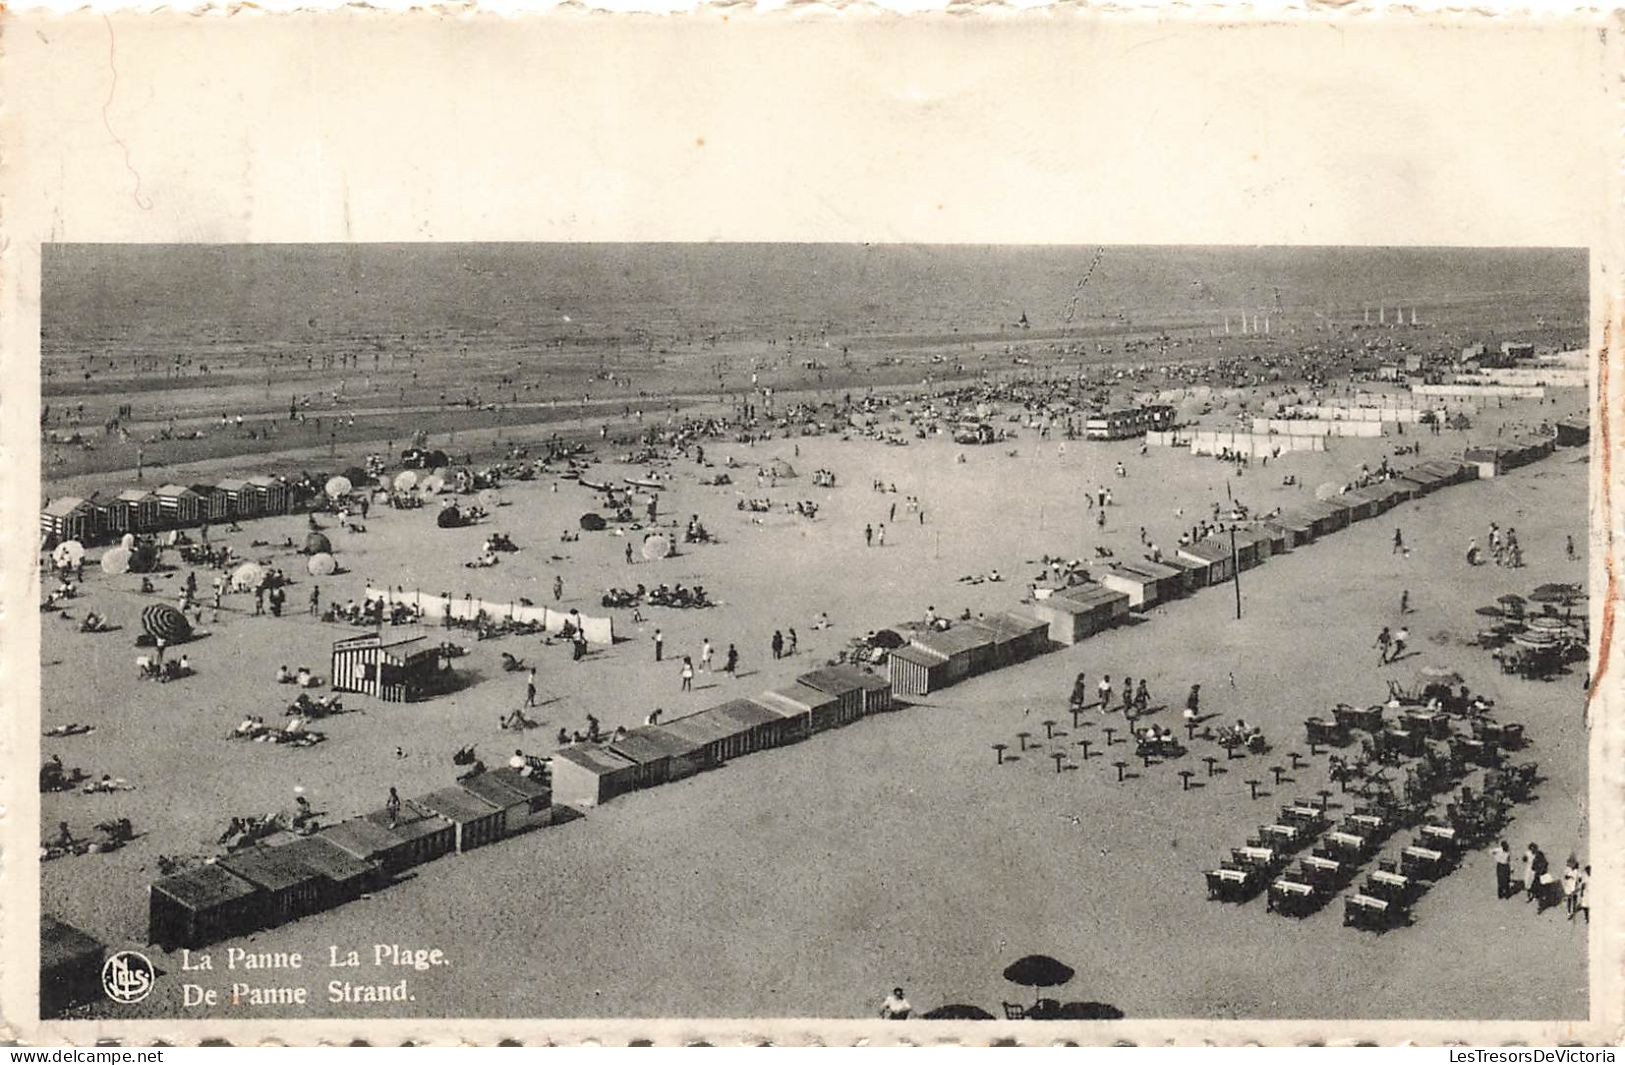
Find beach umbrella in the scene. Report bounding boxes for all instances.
[1474,605,1507,618]
[1002,955,1075,1006]
[1416,664,1463,686]
[1314,482,1341,502]
[140,603,192,643]
[641,534,671,561]
[420,475,445,494]
[52,540,85,568]
[921,1005,994,1021]
[394,470,419,492]
[579,512,607,532]
[99,546,131,576]
[232,561,266,590]
[127,543,161,573]
[871,629,906,650]
[307,552,337,577]
[436,506,464,530]
[478,488,501,509]
[342,465,368,487]
[1529,583,1584,604]
[303,531,332,555]
[324,476,352,499]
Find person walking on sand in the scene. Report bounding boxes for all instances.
[1568,534,1577,561]
[553,575,564,602]
[725,643,739,678]
[1493,840,1512,899]
[1400,589,1410,615]
[1135,679,1149,714]
[876,524,886,547]
[1524,843,1548,904]
[1121,676,1135,715]
[526,668,537,708]
[625,542,634,565]
[385,786,401,827]
[1393,528,1405,554]
[700,638,714,673]
[1562,856,1583,917]
[1392,626,1409,662]
[1186,684,1201,721]
[1376,626,1392,664]
[654,628,664,662]
[772,630,784,660]
[680,656,694,692]
[787,628,798,656]
[1097,674,1113,712]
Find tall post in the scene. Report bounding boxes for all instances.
[1229,526,1243,620]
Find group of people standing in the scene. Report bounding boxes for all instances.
[1491,841,1588,920]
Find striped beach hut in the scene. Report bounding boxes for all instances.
[216,478,255,517]
[550,745,641,807]
[147,863,265,950]
[459,767,554,834]
[217,845,326,929]
[416,788,506,852]
[246,475,290,515]
[109,488,160,533]
[1298,499,1350,537]
[1338,486,1383,521]
[153,484,205,527]
[40,497,100,547]
[191,483,233,523]
[1268,512,1316,548]
[330,630,451,702]
[887,643,952,696]
[798,665,893,716]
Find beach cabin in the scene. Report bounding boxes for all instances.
[1463,447,1503,479]
[1299,500,1350,537]
[750,684,840,739]
[40,917,107,1017]
[1229,527,1274,567]
[1098,564,1162,611]
[318,814,450,879]
[550,745,640,807]
[109,488,160,534]
[416,787,506,853]
[1035,584,1131,644]
[1120,560,1189,604]
[1557,418,1589,447]
[660,709,743,766]
[191,483,232,523]
[217,845,326,929]
[910,625,997,685]
[713,698,794,754]
[964,611,1052,665]
[610,726,711,782]
[153,484,204,527]
[147,863,266,950]
[1266,512,1314,549]
[1408,459,1470,489]
[888,643,952,696]
[40,497,100,547]
[216,478,254,518]
[330,630,453,702]
[459,767,554,834]
[274,834,384,907]
[1177,540,1234,585]
[246,475,289,515]
[797,665,893,716]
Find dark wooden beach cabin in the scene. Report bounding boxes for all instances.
[147,862,266,949]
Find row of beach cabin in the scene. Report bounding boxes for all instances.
[141,443,1559,952]
[147,766,550,950]
[42,477,296,548]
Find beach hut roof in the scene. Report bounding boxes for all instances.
[246,475,281,488]
[1118,559,1185,581]
[216,478,250,491]
[605,731,678,766]
[798,665,889,693]
[619,725,703,759]
[416,787,501,825]
[42,496,90,516]
[755,683,841,715]
[361,799,450,843]
[1054,584,1131,609]
[479,766,553,803]
[712,698,782,731]
[117,489,154,503]
[552,745,639,776]
[151,863,261,910]
[274,835,377,885]
[889,644,949,667]
[912,625,996,658]
[218,845,320,894]
[40,916,104,971]
[1179,540,1231,563]
[317,818,399,860]
[154,483,199,498]
[1100,564,1157,586]
[459,770,545,808]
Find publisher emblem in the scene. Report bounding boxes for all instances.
[101,950,155,1003]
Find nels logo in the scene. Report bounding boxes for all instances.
[101,950,155,1004]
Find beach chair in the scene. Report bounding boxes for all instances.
[1002,1002,1026,1020]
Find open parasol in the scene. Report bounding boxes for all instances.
[1002,954,1075,1008]
[1529,583,1585,604]
[52,540,85,568]
[140,603,192,643]
[1416,664,1463,686]
[641,534,672,561]
[232,561,266,590]
[324,475,353,499]
[393,470,419,492]
[307,552,337,577]
[303,531,332,555]
[99,546,131,575]
[478,488,502,509]
[921,1004,995,1020]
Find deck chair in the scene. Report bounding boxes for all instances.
[1002,1002,1026,1020]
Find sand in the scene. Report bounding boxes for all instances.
[41,385,1590,1021]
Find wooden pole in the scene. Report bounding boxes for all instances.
[1229,526,1243,620]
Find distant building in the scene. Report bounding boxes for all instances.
[1085,405,1175,440]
